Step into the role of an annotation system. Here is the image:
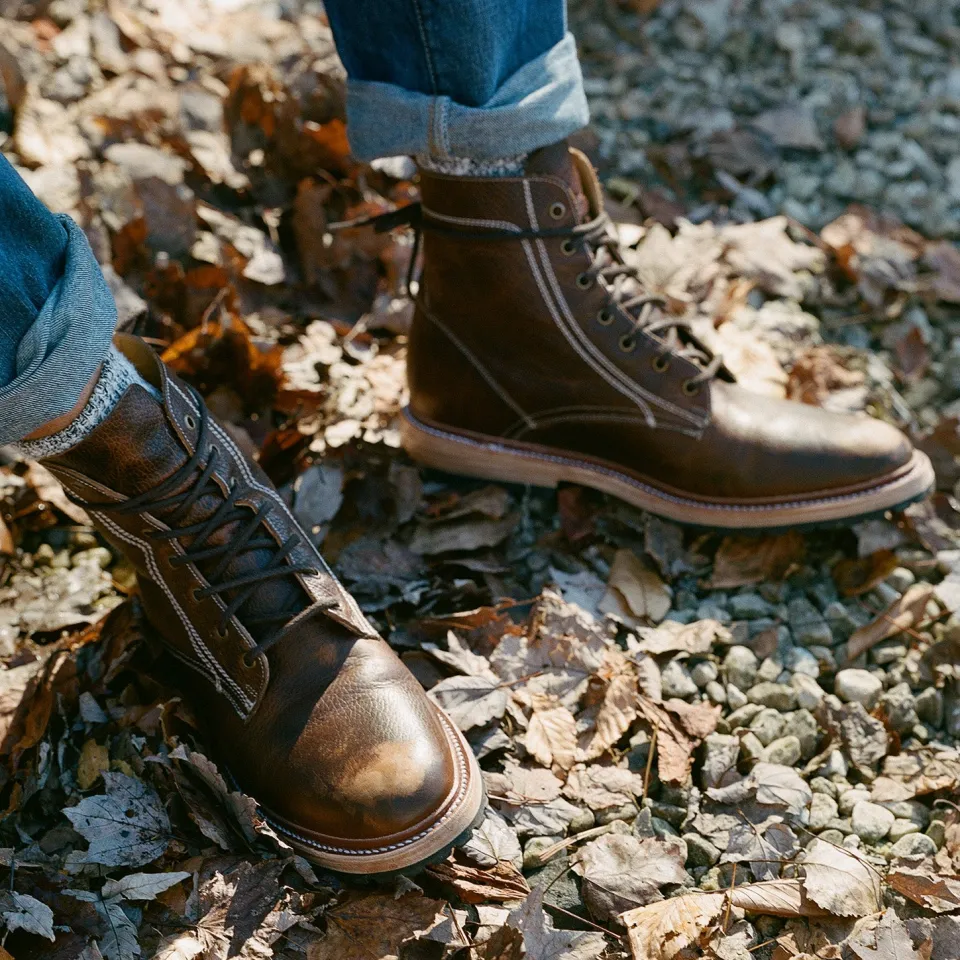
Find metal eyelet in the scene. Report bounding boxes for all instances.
[652,355,670,373]
[192,586,204,601]
[184,414,197,430]
[242,653,255,669]
[619,335,636,353]
[215,625,229,639]
[560,239,577,256]
[575,273,593,290]
[682,380,701,396]
[549,202,566,220]
[597,308,614,326]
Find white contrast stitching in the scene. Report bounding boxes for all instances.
[92,511,252,714]
[522,181,707,430]
[406,410,926,514]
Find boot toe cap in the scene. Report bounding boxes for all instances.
[236,639,479,857]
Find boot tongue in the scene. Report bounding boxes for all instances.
[524,143,590,222]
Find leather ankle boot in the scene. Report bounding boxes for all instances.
[401,144,934,529]
[43,335,484,875]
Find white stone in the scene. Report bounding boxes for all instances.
[835,669,883,710]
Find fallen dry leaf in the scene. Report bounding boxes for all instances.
[888,866,960,914]
[846,583,935,660]
[801,840,882,918]
[427,857,530,904]
[524,700,578,772]
[708,532,806,588]
[309,892,447,959]
[600,549,672,624]
[847,909,923,960]
[573,834,687,921]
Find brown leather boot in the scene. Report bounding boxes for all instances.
[43,335,484,875]
[401,144,934,529]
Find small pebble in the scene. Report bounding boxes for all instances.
[749,708,786,746]
[839,788,871,816]
[851,800,895,844]
[747,681,797,711]
[723,646,759,691]
[791,674,825,710]
[809,793,839,831]
[835,668,883,710]
[691,661,719,687]
[888,819,921,843]
[764,734,801,765]
[889,833,937,858]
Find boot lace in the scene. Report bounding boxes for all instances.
[68,386,329,661]
[333,203,723,398]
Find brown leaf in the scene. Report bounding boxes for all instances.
[801,840,882,918]
[427,858,530,904]
[599,549,672,624]
[786,346,866,407]
[914,416,960,492]
[524,701,578,772]
[577,652,638,760]
[832,551,899,597]
[894,325,930,383]
[846,583,935,661]
[834,106,867,150]
[309,892,447,959]
[889,867,960,914]
[708,532,806,588]
[631,618,729,656]
[622,891,725,960]
[637,696,718,785]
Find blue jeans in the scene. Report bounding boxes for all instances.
[0,0,587,442]
[324,0,588,161]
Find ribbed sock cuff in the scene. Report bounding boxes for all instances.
[14,345,160,460]
[416,153,528,177]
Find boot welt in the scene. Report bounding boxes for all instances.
[401,409,935,531]
[255,709,486,876]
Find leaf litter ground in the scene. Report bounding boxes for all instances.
[2,2,960,959]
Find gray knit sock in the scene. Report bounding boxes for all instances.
[417,153,528,177]
[15,345,161,461]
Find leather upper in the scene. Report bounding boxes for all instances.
[44,335,466,846]
[407,145,914,503]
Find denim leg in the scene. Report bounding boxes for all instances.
[324,0,589,161]
[0,154,117,443]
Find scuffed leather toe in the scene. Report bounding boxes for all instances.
[228,630,462,846]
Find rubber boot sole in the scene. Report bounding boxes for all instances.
[400,408,935,532]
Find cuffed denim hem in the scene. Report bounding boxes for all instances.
[0,215,117,444]
[345,32,590,162]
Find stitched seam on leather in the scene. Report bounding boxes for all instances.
[92,510,252,715]
[522,182,707,430]
[262,712,472,856]
[502,404,703,440]
[508,411,703,441]
[418,304,533,428]
[407,412,926,513]
[419,205,521,234]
